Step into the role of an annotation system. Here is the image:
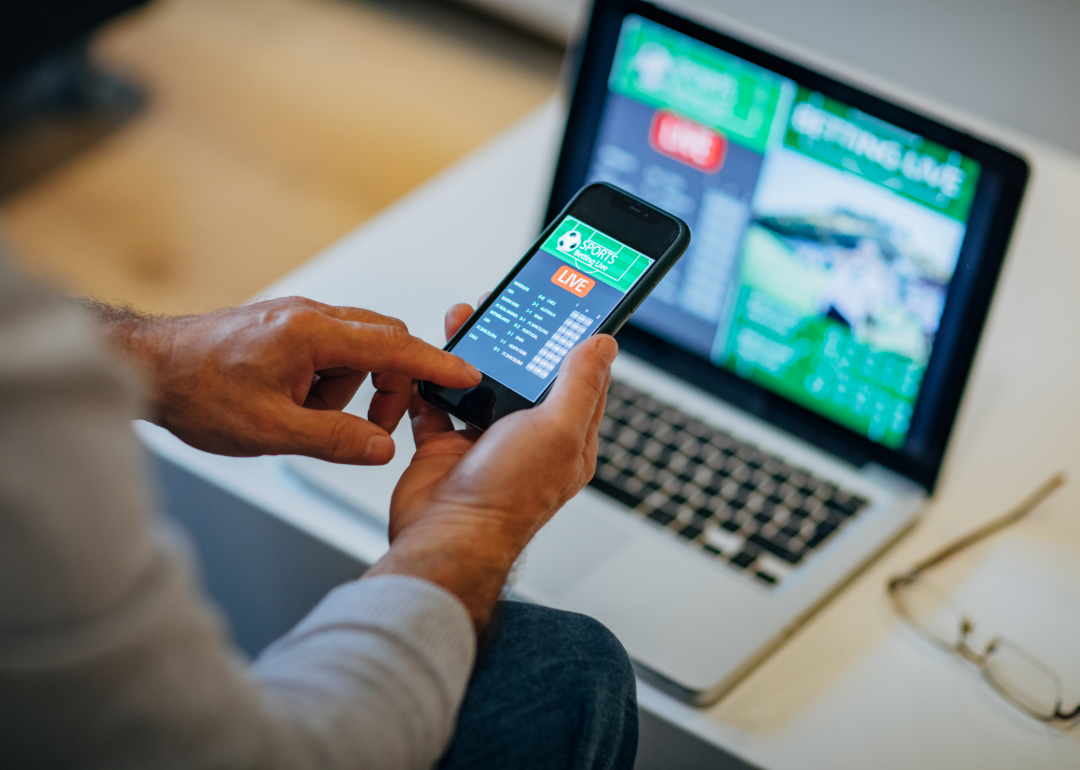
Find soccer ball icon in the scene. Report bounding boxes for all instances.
[557,230,582,253]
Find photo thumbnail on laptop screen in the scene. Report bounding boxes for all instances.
[587,15,982,450]
[452,215,654,402]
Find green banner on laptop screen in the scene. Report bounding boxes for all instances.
[783,88,982,222]
[608,15,793,154]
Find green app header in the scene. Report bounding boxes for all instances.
[541,216,654,294]
[608,15,794,154]
[784,88,982,222]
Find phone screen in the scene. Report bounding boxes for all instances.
[451,214,656,401]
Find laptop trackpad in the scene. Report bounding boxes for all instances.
[519,501,633,601]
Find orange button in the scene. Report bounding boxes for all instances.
[551,265,595,297]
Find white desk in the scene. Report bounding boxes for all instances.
[141,91,1080,768]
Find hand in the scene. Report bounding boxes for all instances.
[366,301,617,632]
[89,296,481,464]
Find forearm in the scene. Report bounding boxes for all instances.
[253,575,475,770]
[3,531,475,770]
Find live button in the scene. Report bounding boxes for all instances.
[551,265,595,297]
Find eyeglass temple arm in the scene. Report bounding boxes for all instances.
[1058,702,1080,721]
[904,473,1067,577]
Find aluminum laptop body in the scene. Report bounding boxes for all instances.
[507,0,1028,704]
[288,0,1028,706]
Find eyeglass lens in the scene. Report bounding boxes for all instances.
[893,577,1066,721]
[983,637,1064,720]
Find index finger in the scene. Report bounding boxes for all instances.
[273,296,409,330]
[313,317,482,389]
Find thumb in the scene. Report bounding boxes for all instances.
[281,406,396,465]
[539,334,618,422]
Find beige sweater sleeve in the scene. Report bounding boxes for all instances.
[0,254,475,769]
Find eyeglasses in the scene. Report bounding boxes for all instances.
[887,472,1078,725]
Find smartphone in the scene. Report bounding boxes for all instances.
[419,183,690,429]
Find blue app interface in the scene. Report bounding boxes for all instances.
[453,216,655,401]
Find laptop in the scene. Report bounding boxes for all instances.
[292,0,1028,705]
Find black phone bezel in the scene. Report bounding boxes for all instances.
[547,0,1029,493]
[420,182,690,430]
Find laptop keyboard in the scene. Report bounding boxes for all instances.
[590,379,871,588]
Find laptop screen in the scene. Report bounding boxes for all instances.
[583,15,982,451]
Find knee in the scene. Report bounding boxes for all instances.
[443,603,639,770]
[493,602,636,704]
[565,612,638,719]
[557,610,635,690]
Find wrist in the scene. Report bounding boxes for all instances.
[366,512,528,634]
[83,300,176,419]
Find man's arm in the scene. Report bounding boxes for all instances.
[81,294,617,637]
[1,256,615,767]
[0,265,479,769]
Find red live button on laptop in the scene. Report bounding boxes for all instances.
[649,110,727,173]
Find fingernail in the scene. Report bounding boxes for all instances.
[465,362,482,380]
[596,334,618,364]
[365,435,394,462]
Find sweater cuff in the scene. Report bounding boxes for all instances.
[257,574,476,696]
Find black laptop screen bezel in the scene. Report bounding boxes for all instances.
[547,0,1029,492]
